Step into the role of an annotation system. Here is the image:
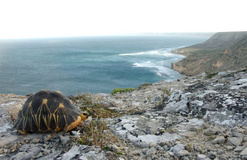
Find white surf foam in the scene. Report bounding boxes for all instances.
[120,49,184,79]
[133,61,175,78]
[119,50,183,57]
[119,52,144,56]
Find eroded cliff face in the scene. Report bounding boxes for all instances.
[172,32,247,76]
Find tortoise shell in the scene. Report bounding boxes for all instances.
[14,90,88,134]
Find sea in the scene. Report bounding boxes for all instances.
[0,35,209,96]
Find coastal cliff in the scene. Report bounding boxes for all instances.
[1,69,247,159]
[172,31,247,76]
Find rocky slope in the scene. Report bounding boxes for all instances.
[171,32,247,75]
[1,69,247,159]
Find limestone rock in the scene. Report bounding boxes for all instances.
[212,136,225,144]
[228,137,242,146]
[170,144,185,155]
[62,145,107,160]
[11,144,42,160]
[59,135,71,144]
[62,145,80,160]
[177,150,190,157]
[240,147,247,156]
[197,154,208,160]
[146,147,156,156]
[207,151,216,159]
[234,146,245,152]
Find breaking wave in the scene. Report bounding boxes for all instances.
[119,52,144,56]
[119,49,184,79]
[119,49,184,57]
[133,61,176,78]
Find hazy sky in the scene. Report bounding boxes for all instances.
[0,0,246,39]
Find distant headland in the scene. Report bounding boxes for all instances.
[171,31,247,76]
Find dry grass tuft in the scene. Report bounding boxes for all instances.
[8,108,19,122]
[8,105,22,122]
[70,93,126,153]
[69,93,121,118]
[8,93,123,154]
[77,118,120,150]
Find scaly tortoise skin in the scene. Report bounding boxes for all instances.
[14,90,88,134]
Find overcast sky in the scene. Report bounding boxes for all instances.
[0,0,246,39]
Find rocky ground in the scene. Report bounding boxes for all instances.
[1,69,247,159]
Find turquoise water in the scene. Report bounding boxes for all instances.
[0,36,208,95]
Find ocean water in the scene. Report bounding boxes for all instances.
[0,35,208,96]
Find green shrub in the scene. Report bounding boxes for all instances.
[205,72,218,79]
[162,87,171,96]
[138,83,152,90]
[111,88,135,95]
[185,143,193,152]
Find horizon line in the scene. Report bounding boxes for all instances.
[0,32,219,40]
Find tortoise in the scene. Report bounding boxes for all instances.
[14,90,89,134]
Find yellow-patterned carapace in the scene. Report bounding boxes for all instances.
[14,90,89,134]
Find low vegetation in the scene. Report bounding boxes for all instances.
[69,93,121,118]
[111,88,135,95]
[78,118,107,147]
[70,94,124,154]
[77,118,121,152]
[138,83,152,90]
[162,87,171,96]
[205,72,218,79]
[185,143,193,152]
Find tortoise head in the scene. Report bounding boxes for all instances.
[80,112,89,121]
